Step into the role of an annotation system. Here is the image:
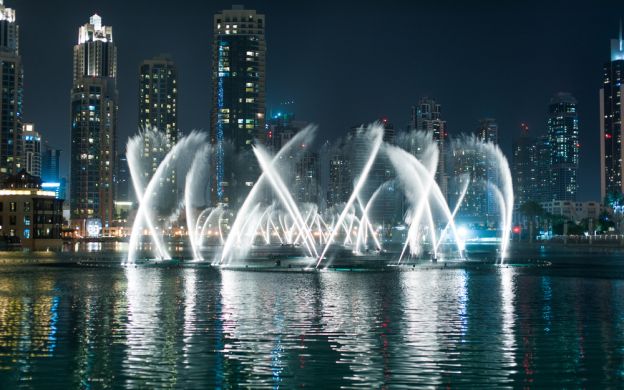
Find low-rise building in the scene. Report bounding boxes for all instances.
[0,171,63,250]
[540,200,602,223]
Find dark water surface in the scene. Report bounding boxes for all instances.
[0,261,623,388]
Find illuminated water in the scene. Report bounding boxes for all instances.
[0,257,623,387]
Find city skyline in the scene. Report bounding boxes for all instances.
[12,0,624,201]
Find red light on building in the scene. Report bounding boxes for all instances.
[512,226,521,234]
[606,133,613,139]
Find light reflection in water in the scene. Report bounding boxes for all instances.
[500,267,517,371]
[0,265,622,387]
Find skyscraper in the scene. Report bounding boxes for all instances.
[349,120,397,224]
[137,56,178,208]
[70,14,118,236]
[211,6,266,206]
[0,1,22,175]
[22,123,41,177]
[294,148,319,204]
[327,147,351,208]
[511,123,536,208]
[534,134,552,202]
[548,92,579,201]
[451,145,488,224]
[41,143,61,183]
[41,143,65,200]
[410,97,448,199]
[477,118,499,216]
[600,26,624,201]
[477,118,498,144]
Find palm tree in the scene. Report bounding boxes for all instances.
[518,201,546,241]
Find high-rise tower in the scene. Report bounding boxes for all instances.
[0,0,22,174]
[210,6,266,206]
[601,24,624,201]
[70,14,118,236]
[548,92,579,201]
[137,56,178,208]
[22,123,41,177]
[511,123,536,208]
[410,97,448,199]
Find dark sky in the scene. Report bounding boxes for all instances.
[16,0,624,200]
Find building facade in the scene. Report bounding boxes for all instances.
[0,1,22,175]
[548,92,579,201]
[540,200,602,224]
[511,123,536,208]
[0,171,63,250]
[533,134,552,203]
[294,148,319,205]
[137,56,179,210]
[410,97,448,199]
[600,28,624,201]
[41,144,61,183]
[22,123,41,178]
[210,6,266,206]
[327,142,351,208]
[69,14,118,236]
[450,146,489,225]
[476,118,499,216]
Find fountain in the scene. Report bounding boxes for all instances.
[125,123,513,268]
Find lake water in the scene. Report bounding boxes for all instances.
[0,257,623,388]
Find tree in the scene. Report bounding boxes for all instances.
[604,192,624,233]
[518,201,546,241]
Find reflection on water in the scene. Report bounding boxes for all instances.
[0,265,623,387]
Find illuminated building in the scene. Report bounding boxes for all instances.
[41,143,60,183]
[210,5,266,206]
[69,14,117,236]
[477,118,499,215]
[137,56,179,210]
[115,153,130,202]
[449,119,502,226]
[600,25,624,200]
[511,123,536,208]
[349,120,398,224]
[534,134,552,202]
[410,97,448,199]
[0,170,63,250]
[294,148,319,204]
[41,144,66,200]
[477,118,498,144]
[266,111,308,152]
[539,200,602,224]
[548,93,579,201]
[327,144,351,208]
[266,111,315,204]
[22,123,41,178]
[451,145,488,225]
[0,1,23,174]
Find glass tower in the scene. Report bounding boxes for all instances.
[410,97,448,199]
[600,25,624,200]
[0,0,22,174]
[548,92,579,201]
[210,6,266,206]
[511,123,536,208]
[137,56,179,210]
[69,14,118,236]
[22,123,41,178]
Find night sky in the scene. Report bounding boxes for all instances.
[16,0,624,200]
